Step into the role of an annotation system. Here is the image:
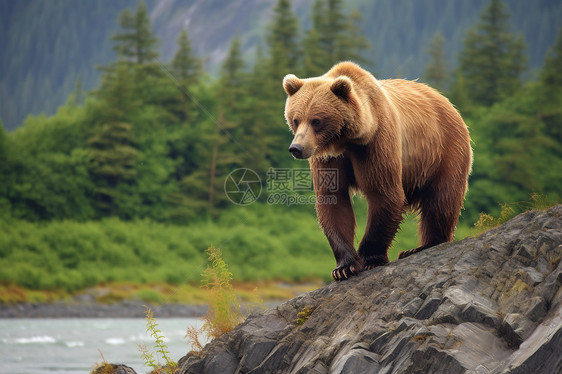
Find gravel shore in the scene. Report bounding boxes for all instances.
[0,301,208,318]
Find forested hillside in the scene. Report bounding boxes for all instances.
[1,0,561,130]
[0,0,560,297]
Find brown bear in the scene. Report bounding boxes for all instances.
[282,61,472,281]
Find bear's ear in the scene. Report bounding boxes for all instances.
[283,74,304,96]
[331,76,353,100]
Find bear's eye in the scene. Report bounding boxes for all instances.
[311,119,321,128]
[293,119,299,128]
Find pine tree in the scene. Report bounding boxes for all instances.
[0,119,10,217]
[243,45,279,170]
[448,71,471,113]
[88,122,138,186]
[0,119,7,163]
[256,0,302,167]
[207,37,248,209]
[95,59,138,122]
[458,0,527,106]
[171,29,203,85]
[321,0,346,63]
[303,0,342,73]
[303,27,327,76]
[465,31,562,219]
[110,1,158,64]
[88,60,139,216]
[170,29,204,122]
[303,0,370,75]
[267,0,300,74]
[0,120,10,211]
[87,121,139,216]
[104,1,188,128]
[424,33,448,91]
[218,38,246,120]
[339,8,371,66]
[538,29,562,147]
[102,1,168,115]
[539,29,562,90]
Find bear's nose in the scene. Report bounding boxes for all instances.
[289,144,304,159]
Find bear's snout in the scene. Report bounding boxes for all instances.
[289,143,304,159]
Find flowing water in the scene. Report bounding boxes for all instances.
[0,318,204,374]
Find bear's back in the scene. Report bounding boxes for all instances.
[319,62,471,193]
[378,79,470,192]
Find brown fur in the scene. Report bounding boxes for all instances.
[283,62,472,281]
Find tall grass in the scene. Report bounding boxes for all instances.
[185,246,244,354]
[473,193,560,234]
[138,307,178,374]
[200,246,243,338]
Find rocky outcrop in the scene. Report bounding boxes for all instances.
[177,205,562,374]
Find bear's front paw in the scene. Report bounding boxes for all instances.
[331,263,362,281]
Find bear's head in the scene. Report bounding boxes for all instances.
[283,74,359,160]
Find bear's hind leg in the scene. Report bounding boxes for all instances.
[398,186,461,259]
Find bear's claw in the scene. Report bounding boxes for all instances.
[362,255,389,271]
[398,245,429,259]
[398,249,414,259]
[331,264,361,281]
[363,263,383,271]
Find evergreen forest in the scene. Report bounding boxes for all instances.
[0,0,561,299]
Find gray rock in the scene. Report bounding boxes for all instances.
[334,348,382,374]
[415,291,442,320]
[113,205,562,374]
[499,313,529,349]
[238,338,277,372]
[204,351,238,373]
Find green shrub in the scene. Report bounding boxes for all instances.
[135,289,163,304]
[0,200,478,293]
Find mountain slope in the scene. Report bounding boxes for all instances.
[1,0,561,130]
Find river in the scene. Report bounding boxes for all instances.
[0,318,204,374]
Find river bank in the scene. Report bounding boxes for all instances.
[0,299,287,318]
[0,301,208,318]
[0,281,319,318]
